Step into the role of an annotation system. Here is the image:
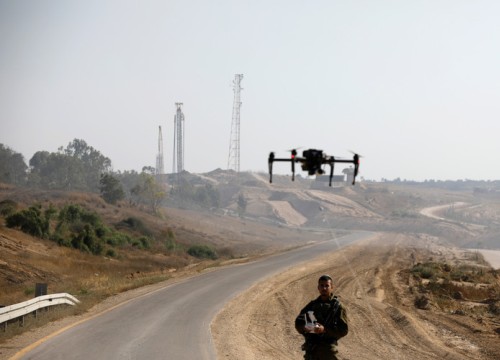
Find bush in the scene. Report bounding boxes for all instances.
[411,263,439,280]
[6,205,49,238]
[138,236,151,249]
[105,248,117,258]
[118,217,152,236]
[130,236,151,250]
[0,199,17,217]
[54,204,108,255]
[105,232,132,247]
[99,173,125,204]
[187,245,218,260]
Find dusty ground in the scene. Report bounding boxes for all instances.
[2,179,500,359]
[212,233,500,360]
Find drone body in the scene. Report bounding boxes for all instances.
[268,149,360,186]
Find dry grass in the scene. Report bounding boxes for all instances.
[0,251,183,342]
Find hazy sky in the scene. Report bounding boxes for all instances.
[1,0,500,181]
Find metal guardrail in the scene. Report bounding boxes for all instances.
[0,293,79,328]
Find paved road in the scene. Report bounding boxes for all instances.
[19,232,371,360]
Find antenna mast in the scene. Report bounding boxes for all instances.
[227,74,243,172]
[173,103,185,173]
[156,126,164,175]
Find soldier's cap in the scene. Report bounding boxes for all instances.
[318,274,333,282]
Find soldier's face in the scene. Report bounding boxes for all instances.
[318,279,333,297]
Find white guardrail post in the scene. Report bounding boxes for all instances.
[0,293,80,331]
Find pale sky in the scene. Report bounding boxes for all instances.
[1,0,500,181]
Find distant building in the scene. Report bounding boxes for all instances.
[343,166,355,185]
[312,174,346,189]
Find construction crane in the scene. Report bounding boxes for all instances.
[173,103,185,173]
[156,126,164,175]
[227,74,243,172]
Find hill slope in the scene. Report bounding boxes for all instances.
[1,172,500,357]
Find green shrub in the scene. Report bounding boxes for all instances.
[187,245,218,260]
[54,204,107,255]
[130,236,151,250]
[0,199,17,217]
[137,236,151,249]
[105,232,132,247]
[6,204,49,238]
[411,263,440,280]
[105,248,117,258]
[118,217,152,236]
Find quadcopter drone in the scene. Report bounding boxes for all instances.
[268,149,360,186]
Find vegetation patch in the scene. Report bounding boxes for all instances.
[5,204,55,238]
[168,177,220,210]
[187,244,218,260]
[0,199,17,217]
[5,203,155,255]
[409,261,500,315]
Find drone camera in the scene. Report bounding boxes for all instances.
[302,149,324,175]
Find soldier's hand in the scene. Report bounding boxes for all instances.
[314,323,326,334]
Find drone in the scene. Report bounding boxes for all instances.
[268,149,360,186]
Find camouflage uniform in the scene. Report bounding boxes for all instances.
[295,294,348,360]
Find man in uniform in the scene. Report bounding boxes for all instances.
[295,274,348,360]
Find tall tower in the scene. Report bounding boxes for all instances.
[156,126,164,175]
[172,103,185,173]
[227,74,243,172]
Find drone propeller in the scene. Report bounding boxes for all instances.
[286,148,302,159]
[348,150,364,158]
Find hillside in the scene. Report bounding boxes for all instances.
[0,177,331,309]
[1,171,500,357]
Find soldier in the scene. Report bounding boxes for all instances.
[295,274,348,360]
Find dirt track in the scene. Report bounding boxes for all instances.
[212,233,500,360]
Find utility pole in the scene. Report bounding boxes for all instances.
[173,103,185,173]
[156,126,164,175]
[227,74,243,172]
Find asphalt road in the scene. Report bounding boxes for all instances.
[19,231,370,360]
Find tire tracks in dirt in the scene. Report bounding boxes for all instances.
[212,233,497,359]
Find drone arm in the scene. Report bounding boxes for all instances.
[329,156,360,186]
[268,157,297,183]
[352,154,360,185]
[268,152,274,183]
[328,157,335,187]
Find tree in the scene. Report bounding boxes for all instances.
[0,144,27,185]
[64,139,112,191]
[29,151,85,189]
[27,139,111,191]
[237,193,247,217]
[115,170,142,196]
[169,178,220,209]
[131,173,166,213]
[99,174,125,204]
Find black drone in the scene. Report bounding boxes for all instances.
[268,149,360,186]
